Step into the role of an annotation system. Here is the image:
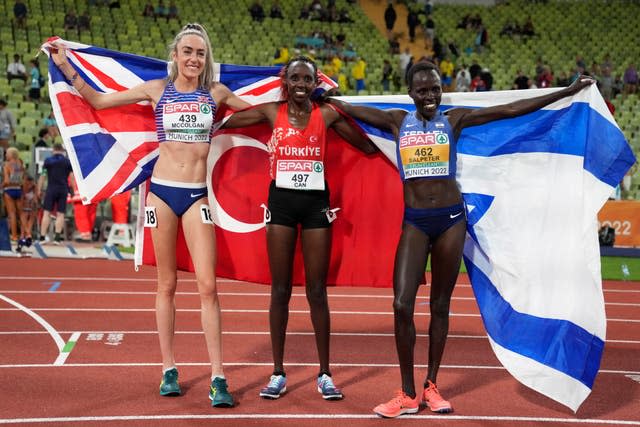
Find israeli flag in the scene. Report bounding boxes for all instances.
[347,85,635,412]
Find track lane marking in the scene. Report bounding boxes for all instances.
[0,414,638,425]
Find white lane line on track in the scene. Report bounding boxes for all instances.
[0,414,638,425]
[1,307,639,323]
[0,294,65,352]
[3,290,639,307]
[3,330,639,344]
[53,332,81,366]
[0,362,638,376]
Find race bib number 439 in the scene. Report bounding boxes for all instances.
[162,102,213,143]
[275,160,325,190]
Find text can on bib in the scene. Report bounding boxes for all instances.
[275,159,325,190]
[144,206,158,228]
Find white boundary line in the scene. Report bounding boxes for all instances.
[0,414,638,425]
[0,361,638,376]
[0,294,65,352]
[53,332,82,366]
[2,330,639,344]
[1,307,639,323]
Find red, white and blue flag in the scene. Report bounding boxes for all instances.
[44,39,635,411]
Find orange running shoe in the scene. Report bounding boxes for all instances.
[422,380,453,413]
[373,390,419,418]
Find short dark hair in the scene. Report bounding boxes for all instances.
[53,143,64,151]
[279,56,318,101]
[0,99,7,106]
[39,128,49,138]
[406,60,440,89]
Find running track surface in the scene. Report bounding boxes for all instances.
[1,258,639,427]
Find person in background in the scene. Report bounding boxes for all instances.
[6,54,27,84]
[37,143,74,244]
[17,174,37,250]
[2,147,26,243]
[0,99,17,151]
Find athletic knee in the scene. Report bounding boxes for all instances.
[271,283,292,306]
[156,277,178,297]
[430,297,451,319]
[198,279,219,302]
[393,297,415,320]
[305,283,327,307]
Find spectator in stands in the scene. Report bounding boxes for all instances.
[439,56,453,91]
[382,59,393,92]
[536,65,553,88]
[351,56,367,94]
[399,47,411,80]
[423,14,435,44]
[37,143,75,244]
[337,7,353,23]
[63,9,78,31]
[78,10,91,32]
[456,14,470,30]
[270,1,284,19]
[3,147,26,243]
[468,59,481,80]
[299,4,310,19]
[389,35,400,55]
[7,54,27,84]
[623,63,638,94]
[499,19,516,38]
[470,73,486,91]
[43,111,60,140]
[474,24,488,53]
[431,37,444,61]
[27,59,42,102]
[0,99,17,151]
[455,65,470,92]
[142,2,154,17]
[168,1,179,19]
[384,1,397,39]
[480,67,493,90]
[612,73,624,98]
[13,0,27,29]
[154,0,168,19]
[574,55,586,73]
[555,71,571,88]
[513,70,529,90]
[407,7,420,43]
[273,46,290,66]
[249,1,265,22]
[599,67,613,100]
[309,0,325,21]
[34,128,50,148]
[521,16,535,39]
[447,39,459,59]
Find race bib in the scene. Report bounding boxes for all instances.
[144,206,158,228]
[162,102,213,143]
[275,160,325,190]
[200,204,213,224]
[399,132,450,179]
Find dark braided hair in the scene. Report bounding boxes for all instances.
[406,60,440,89]
[279,56,318,101]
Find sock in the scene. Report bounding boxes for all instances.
[318,370,331,378]
[163,366,177,374]
[212,374,225,381]
[273,370,286,377]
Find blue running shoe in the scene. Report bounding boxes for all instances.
[159,368,181,396]
[259,374,287,399]
[209,377,234,407]
[317,374,343,400]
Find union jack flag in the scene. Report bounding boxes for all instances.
[42,37,337,204]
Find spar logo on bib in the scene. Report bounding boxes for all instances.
[314,162,324,173]
[200,103,211,115]
[436,133,449,144]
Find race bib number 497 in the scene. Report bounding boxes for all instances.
[275,160,325,190]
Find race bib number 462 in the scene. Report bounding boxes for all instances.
[275,160,325,190]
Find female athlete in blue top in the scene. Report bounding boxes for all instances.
[51,23,250,408]
[326,60,594,417]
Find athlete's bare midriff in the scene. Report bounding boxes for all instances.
[153,141,210,183]
[403,178,462,209]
